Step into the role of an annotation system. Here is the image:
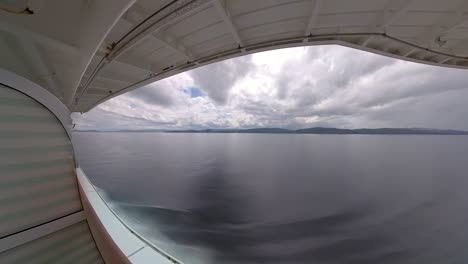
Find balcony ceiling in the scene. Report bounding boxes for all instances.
[1,0,468,112]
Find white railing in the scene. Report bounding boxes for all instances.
[76,168,182,264]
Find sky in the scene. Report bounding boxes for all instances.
[72,45,468,131]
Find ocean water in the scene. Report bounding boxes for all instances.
[73,132,468,264]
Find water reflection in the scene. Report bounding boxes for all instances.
[113,159,401,263]
[74,133,468,264]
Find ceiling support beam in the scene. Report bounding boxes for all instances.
[93,75,133,86]
[151,33,195,61]
[76,57,151,100]
[403,47,417,57]
[213,0,244,48]
[83,54,152,77]
[109,0,211,61]
[438,57,452,63]
[74,0,211,105]
[361,35,374,47]
[120,9,196,62]
[111,58,153,74]
[304,0,322,36]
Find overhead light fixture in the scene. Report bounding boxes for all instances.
[434,36,448,47]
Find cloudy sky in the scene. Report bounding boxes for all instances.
[72,45,468,131]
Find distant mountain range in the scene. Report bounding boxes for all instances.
[74,127,468,135]
[166,127,468,135]
[74,129,164,132]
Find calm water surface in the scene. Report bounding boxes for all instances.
[73,132,468,264]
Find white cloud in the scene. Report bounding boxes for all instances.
[72,45,468,131]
